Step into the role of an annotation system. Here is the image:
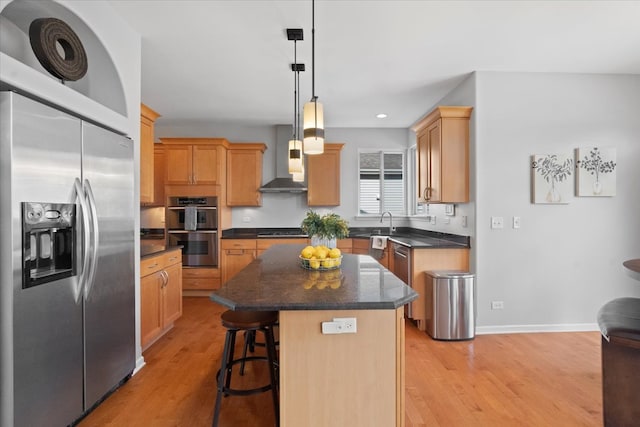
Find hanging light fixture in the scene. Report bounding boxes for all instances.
[287,29,304,174]
[303,0,324,155]
[292,59,305,182]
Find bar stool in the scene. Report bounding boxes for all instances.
[240,324,279,375]
[212,310,279,427]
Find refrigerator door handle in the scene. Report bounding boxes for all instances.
[73,178,91,302]
[84,179,100,299]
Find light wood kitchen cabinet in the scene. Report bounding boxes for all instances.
[336,238,352,254]
[140,249,182,351]
[160,138,228,185]
[182,267,221,292]
[412,106,472,203]
[153,145,165,205]
[140,104,160,204]
[221,239,257,284]
[257,238,308,256]
[307,143,344,206]
[352,238,389,269]
[226,143,266,206]
[409,248,469,331]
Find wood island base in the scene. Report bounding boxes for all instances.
[279,308,405,427]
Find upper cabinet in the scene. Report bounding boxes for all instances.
[307,143,344,206]
[160,138,229,186]
[226,143,266,206]
[412,106,472,203]
[153,145,165,205]
[140,104,160,204]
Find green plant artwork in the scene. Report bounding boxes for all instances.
[576,147,617,196]
[531,154,573,204]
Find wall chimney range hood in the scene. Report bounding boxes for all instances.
[259,176,307,193]
[259,125,308,193]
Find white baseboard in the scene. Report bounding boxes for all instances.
[133,356,146,376]
[476,322,599,335]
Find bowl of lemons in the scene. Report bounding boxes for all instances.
[299,245,342,270]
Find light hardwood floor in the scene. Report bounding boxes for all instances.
[80,297,603,427]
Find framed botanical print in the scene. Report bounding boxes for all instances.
[575,147,616,197]
[531,154,573,204]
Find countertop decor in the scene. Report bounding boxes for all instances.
[300,210,349,247]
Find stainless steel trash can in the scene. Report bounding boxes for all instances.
[425,270,476,340]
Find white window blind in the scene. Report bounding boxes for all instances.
[358,151,405,215]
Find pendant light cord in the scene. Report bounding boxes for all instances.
[293,39,298,141]
[311,0,315,100]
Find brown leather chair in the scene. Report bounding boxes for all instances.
[597,297,640,427]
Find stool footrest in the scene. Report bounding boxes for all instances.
[216,356,272,396]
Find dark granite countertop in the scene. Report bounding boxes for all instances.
[210,244,418,311]
[140,243,181,259]
[221,227,470,249]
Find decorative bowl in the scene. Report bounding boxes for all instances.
[299,255,342,271]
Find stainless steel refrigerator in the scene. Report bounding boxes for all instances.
[0,91,135,426]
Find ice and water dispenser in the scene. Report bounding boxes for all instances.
[22,202,76,288]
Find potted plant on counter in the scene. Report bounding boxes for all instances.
[301,210,349,248]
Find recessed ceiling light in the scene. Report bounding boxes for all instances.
[376,113,387,119]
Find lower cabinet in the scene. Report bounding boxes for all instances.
[409,248,469,331]
[140,249,182,351]
[257,238,307,256]
[352,238,389,269]
[336,238,352,254]
[221,239,257,284]
[182,267,221,292]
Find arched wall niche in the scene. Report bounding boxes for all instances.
[0,0,126,116]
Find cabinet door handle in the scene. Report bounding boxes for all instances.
[160,270,169,288]
[148,263,158,269]
[169,256,178,262]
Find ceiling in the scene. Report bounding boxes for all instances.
[108,1,640,128]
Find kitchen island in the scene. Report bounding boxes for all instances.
[210,244,417,427]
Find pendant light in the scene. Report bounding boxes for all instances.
[303,0,324,155]
[292,58,305,182]
[287,29,304,174]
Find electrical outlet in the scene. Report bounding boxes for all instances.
[443,217,451,225]
[322,317,357,334]
[491,301,504,310]
[513,216,521,229]
[242,216,251,223]
[461,216,468,228]
[491,216,504,229]
[333,317,357,333]
[430,216,436,225]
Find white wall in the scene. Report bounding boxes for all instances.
[473,72,640,333]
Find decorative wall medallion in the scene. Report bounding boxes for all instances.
[531,154,573,204]
[576,147,616,197]
[29,17,88,82]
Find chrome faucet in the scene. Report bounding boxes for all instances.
[380,211,394,235]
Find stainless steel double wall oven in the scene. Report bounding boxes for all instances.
[166,196,218,267]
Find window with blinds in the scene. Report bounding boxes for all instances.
[358,151,405,215]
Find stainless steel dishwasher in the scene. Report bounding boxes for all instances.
[392,243,412,317]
